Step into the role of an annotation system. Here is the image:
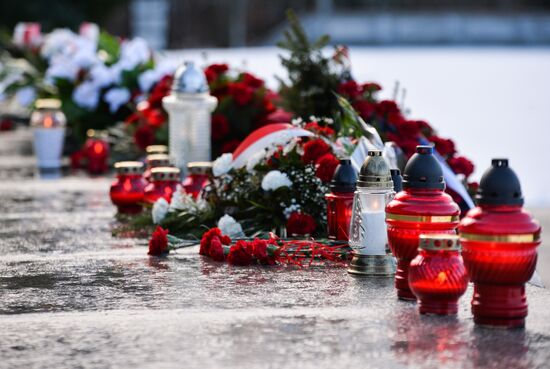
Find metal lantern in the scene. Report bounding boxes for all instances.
[162,61,217,177]
[348,150,396,276]
[31,99,66,169]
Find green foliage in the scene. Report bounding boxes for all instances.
[277,9,340,119]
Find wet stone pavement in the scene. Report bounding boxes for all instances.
[1,129,549,369]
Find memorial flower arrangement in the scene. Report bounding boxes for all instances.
[1,23,177,142]
[123,62,278,157]
[150,117,345,239]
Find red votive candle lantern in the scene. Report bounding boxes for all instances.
[459,159,541,328]
[110,161,146,214]
[326,159,357,241]
[144,154,171,182]
[144,167,180,204]
[409,234,468,315]
[84,129,109,174]
[386,145,460,300]
[183,161,212,199]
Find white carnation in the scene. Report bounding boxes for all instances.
[169,188,195,212]
[152,197,169,224]
[15,86,36,107]
[104,87,131,113]
[217,214,244,238]
[72,81,100,110]
[41,28,78,60]
[138,69,160,92]
[89,64,115,88]
[118,37,150,71]
[261,170,292,191]
[46,57,79,82]
[212,153,233,177]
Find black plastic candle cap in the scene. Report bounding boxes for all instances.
[330,159,358,193]
[476,158,524,206]
[390,169,403,193]
[402,145,445,190]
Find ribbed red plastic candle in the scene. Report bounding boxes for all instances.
[386,146,460,300]
[409,234,468,315]
[144,167,180,204]
[326,159,357,241]
[110,161,146,214]
[459,159,541,328]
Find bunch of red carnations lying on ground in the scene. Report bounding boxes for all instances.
[148,226,350,267]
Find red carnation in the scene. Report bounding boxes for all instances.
[315,153,340,182]
[448,156,475,178]
[0,118,14,131]
[337,80,362,99]
[241,72,264,89]
[302,139,331,164]
[134,125,156,150]
[251,239,275,265]
[208,237,226,262]
[200,227,231,256]
[149,75,172,105]
[125,113,140,125]
[414,120,433,135]
[286,212,316,236]
[387,111,406,126]
[211,114,230,141]
[429,135,456,157]
[148,226,169,256]
[228,82,254,106]
[227,240,253,266]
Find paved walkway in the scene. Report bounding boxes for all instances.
[0,129,549,369]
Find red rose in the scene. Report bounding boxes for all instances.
[304,122,335,137]
[221,139,241,154]
[228,82,254,106]
[387,111,406,126]
[414,120,433,135]
[134,125,156,150]
[315,153,340,182]
[362,82,382,92]
[375,100,400,116]
[227,240,253,266]
[208,237,225,262]
[353,100,376,119]
[448,156,475,178]
[395,120,420,137]
[145,108,166,128]
[302,139,331,164]
[125,113,140,125]
[204,63,229,83]
[429,135,456,157]
[286,212,316,236]
[337,80,362,99]
[149,75,172,105]
[211,114,230,141]
[148,226,169,256]
[200,227,231,256]
[241,72,264,89]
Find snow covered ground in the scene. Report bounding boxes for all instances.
[164,47,550,206]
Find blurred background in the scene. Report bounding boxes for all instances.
[1,0,549,205]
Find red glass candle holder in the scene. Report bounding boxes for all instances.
[143,154,171,182]
[144,167,181,204]
[409,234,468,315]
[110,161,146,214]
[326,159,357,241]
[459,159,541,328]
[182,161,212,199]
[84,130,109,174]
[386,146,460,300]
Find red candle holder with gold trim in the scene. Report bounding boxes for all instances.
[144,167,181,204]
[110,161,146,214]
